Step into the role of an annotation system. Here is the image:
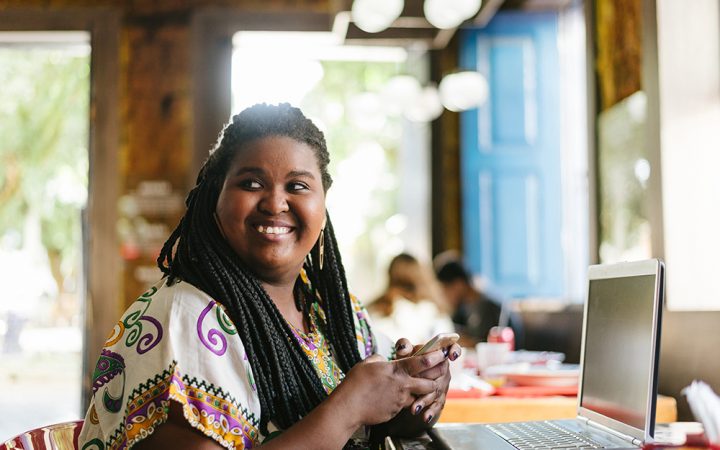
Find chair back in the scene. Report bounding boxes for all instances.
[509,299,584,363]
[1,420,83,450]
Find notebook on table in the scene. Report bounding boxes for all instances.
[430,259,666,450]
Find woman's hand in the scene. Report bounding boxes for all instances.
[330,350,448,428]
[394,337,462,424]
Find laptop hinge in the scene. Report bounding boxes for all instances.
[578,417,643,446]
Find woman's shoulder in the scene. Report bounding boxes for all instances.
[117,278,213,319]
[151,277,215,308]
[99,277,244,370]
[129,278,229,328]
[81,278,263,449]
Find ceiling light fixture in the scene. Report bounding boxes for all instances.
[439,71,489,112]
[424,0,483,29]
[351,0,405,33]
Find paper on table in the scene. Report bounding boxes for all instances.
[682,380,720,444]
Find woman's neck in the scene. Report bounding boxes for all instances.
[262,279,307,333]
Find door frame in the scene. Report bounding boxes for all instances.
[0,8,121,410]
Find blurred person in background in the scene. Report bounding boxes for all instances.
[367,253,455,344]
[434,251,502,345]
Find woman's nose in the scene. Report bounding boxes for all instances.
[258,187,289,215]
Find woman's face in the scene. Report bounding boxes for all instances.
[215,136,326,284]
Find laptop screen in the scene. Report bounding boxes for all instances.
[579,273,658,430]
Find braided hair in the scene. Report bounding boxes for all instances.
[157,103,363,434]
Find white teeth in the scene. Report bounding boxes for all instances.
[257,225,290,235]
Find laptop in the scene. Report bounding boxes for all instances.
[429,259,665,450]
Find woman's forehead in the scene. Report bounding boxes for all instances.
[227,135,321,172]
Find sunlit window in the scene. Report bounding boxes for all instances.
[0,31,89,437]
[232,32,432,302]
[597,91,652,263]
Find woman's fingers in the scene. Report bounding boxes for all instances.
[447,342,462,361]
[396,349,447,376]
[419,395,445,424]
[417,358,449,380]
[394,338,414,358]
[410,365,451,422]
[406,376,438,399]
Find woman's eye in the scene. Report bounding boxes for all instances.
[288,181,309,192]
[239,179,262,190]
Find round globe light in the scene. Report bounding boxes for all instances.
[403,86,444,122]
[381,75,423,115]
[439,71,489,112]
[424,0,482,29]
[456,0,483,19]
[352,0,404,33]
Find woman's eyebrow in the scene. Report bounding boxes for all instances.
[231,167,264,177]
[287,170,316,179]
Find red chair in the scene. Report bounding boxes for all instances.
[1,420,83,450]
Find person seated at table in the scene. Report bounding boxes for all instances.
[433,251,502,345]
[78,104,461,450]
[367,253,455,344]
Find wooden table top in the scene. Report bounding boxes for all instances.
[439,394,677,424]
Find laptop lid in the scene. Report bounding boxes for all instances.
[577,259,665,443]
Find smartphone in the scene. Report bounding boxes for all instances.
[411,332,459,356]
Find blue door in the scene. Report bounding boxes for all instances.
[460,11,563,299]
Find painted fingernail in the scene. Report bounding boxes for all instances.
[414,405,422,415]
[442,347,449,358]
[396,342,406,350]
[426,414,434,424]
[452,351,459,360]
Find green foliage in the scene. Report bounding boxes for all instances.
[0,47,90,287]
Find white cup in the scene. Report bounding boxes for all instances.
[475,342,511,373]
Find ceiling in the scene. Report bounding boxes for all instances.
[331,0,574,49]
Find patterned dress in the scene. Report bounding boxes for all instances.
[78,277,393,450]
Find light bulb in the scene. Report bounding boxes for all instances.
[352,0,404,33]
[424,0,482,29]
[439,71,489,111]
[403,86,444,122]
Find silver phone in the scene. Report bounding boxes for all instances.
[412,332,459,356]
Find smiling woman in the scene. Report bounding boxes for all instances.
[215,136,326,289]
[77,103,461,450]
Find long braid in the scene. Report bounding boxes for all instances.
[156,103,362,434]
[310,215,363,372]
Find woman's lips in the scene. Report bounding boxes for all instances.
[256,225,292,235]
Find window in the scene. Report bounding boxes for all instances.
[231,32,433,302]
[0,31,89,437]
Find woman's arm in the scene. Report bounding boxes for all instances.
[135,351,447,450]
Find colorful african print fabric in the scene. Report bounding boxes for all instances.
[78,278,392,450]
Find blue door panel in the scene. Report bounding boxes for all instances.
[496,172,532,283]
[460,11,563,299]
[490,41,528,146]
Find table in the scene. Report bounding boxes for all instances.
[439,395,677,424]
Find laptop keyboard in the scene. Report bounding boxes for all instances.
[487,421,607,449]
